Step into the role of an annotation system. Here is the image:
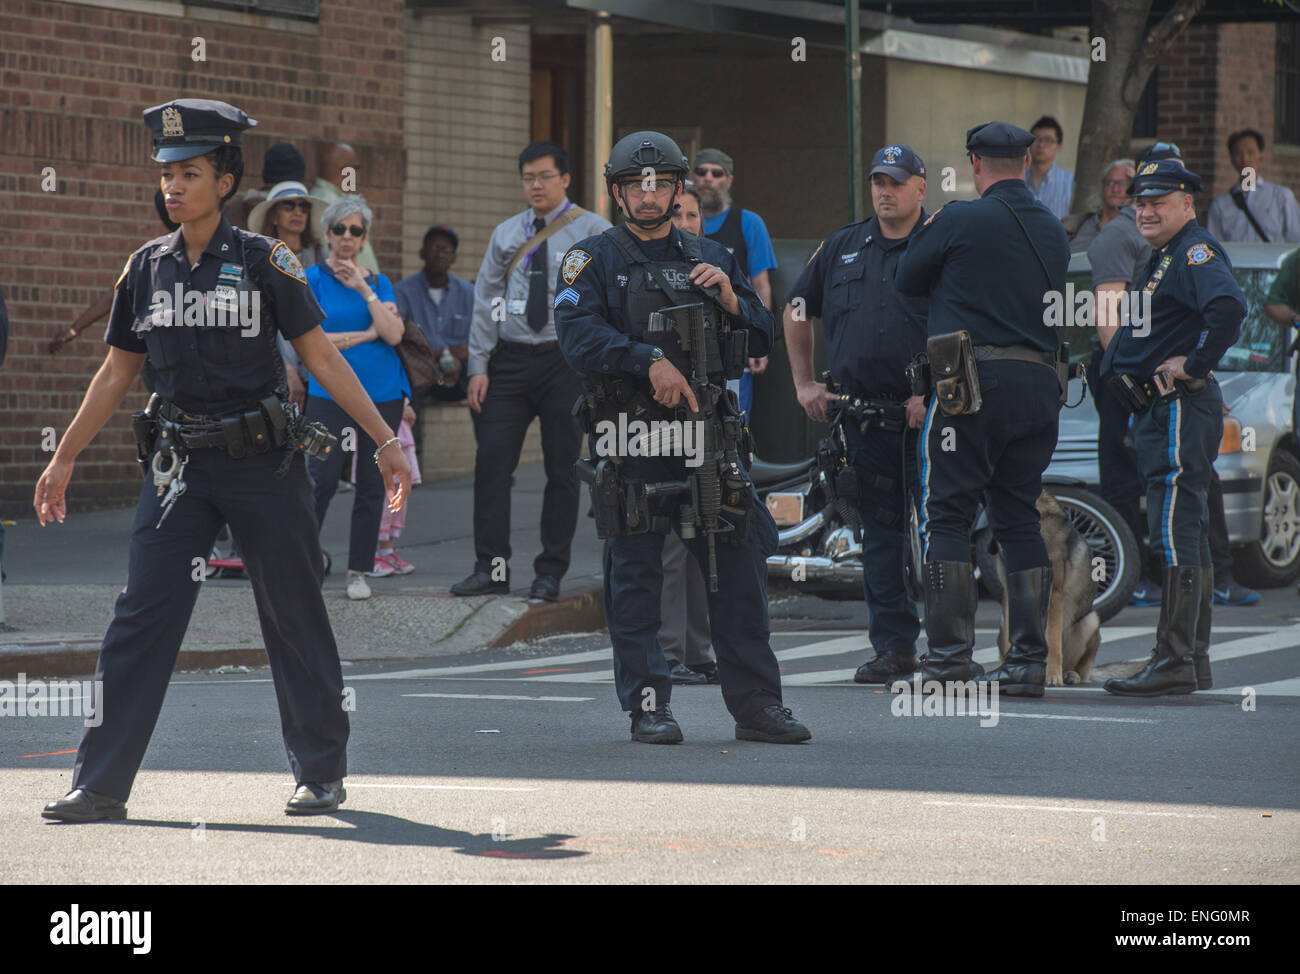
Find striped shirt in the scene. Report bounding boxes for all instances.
[468,197,611,375]
[1024,163,1074,220]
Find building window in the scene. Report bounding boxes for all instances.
[188,0,320,19]
[1131,70,1158,139]
[1278,23,1300,146]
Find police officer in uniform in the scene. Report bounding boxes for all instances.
[33,99,411,821]
[785,143,931,684]
[554,131,810,745]
[1102,160,1245,697]
[895,122,1070,695]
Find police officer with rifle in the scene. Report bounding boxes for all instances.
[554,131,810,745]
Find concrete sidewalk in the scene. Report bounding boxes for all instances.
[0,461,607,677]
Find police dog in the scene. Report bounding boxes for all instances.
[996,491,1102,685]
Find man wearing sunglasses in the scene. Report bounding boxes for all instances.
[692,149,778,419]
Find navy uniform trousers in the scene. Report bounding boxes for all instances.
[920,361,1060,572]
[603,454,783,721]
[72,447,349,800]
[844,420,921,658]
[1131,381,1222,568]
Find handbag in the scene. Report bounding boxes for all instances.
[395,318,439,395]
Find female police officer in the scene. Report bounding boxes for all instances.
[33,99,411,821]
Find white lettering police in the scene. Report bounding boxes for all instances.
[147,284,261,337]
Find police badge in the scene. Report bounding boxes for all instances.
[1186,243,1213,266]
[161,106,184,138]
[882,145,902,164]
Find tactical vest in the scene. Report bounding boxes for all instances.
[603,225,729,382]
[706,205,749,277]
[134,231,287,416]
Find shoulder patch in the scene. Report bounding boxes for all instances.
[1186,243,1214,266]
[805,240,824,266]
[270,242,308,283]
[562,250,591,285]
[114,256,132,290]
[923,205,945,227]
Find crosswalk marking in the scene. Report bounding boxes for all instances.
[402,693,594,702]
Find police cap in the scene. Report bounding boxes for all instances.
[870,143,926,182]
[1134,140,1182,167]
[605,131,688,188]
[1129,158,1204,197]
[964,121,1035,158]
[144,99,257,163]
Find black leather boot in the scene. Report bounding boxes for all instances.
[1193,568,1213,690]
[918,561,984,683]
[979,565,1051,697]
[1105,565,1201,697]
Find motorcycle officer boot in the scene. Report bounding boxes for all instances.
[1105,565,1202,697]
[918,561,984,683]
[1193,568,1213,690]
[978,565,1051,697]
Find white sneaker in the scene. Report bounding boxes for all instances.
[347,574,371,600]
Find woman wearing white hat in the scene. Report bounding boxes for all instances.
[248,180,328,268]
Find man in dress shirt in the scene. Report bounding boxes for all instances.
[451,142,611,601]
[1206,130,1300,244]
[1025,116,1075,220]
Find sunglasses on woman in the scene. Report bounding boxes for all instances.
[277,200,311,213]
[329,224,366,237]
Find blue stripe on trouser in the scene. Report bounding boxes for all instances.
[1161,398,1183,566]
[918,393,938,562]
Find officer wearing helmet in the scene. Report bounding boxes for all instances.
[554,131,811,746]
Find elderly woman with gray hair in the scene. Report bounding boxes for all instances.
[1065,158,1136,253]
[305,194,409,600]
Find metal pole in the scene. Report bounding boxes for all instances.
[591,11,614,222]
[845,0,862,223]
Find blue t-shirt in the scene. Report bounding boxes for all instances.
[702,208,778,279]
[305,264,408,403]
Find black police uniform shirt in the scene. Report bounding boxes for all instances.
[786,214,929,401]
[107,216,324,415]
[895,179,1069,352]
[552,224,773,380]
[1104,219,1246,381]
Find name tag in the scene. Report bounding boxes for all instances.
[212,284,240,313]
[507,299,528,316]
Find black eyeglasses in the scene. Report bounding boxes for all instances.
[277,200,311,213]
[694,166,726,178]
[329,224,365,237]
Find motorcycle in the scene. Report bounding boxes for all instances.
[754,378,1140,622]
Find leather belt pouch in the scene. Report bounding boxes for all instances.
[221,415,248,459]
[927,330,982,416]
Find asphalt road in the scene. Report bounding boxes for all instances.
[3,590,1297,885]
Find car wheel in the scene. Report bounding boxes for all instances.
[1232,448,1300,588]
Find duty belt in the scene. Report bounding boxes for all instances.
[1134,375,1210,403]
[157,397,287,455]
[973,344,1056,368]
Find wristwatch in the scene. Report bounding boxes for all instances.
[648,346,665,363]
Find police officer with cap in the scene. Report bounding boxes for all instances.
[554,131,810,745]
[895,121,1070,695]
[34,98,411,821]
[1101,159,1245,696]
[785,142,931,684]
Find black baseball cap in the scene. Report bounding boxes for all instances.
[870,143,926,181]
[423,224,459,249]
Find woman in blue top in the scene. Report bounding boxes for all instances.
[305,194,410,600]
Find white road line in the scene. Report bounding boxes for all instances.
[348,648,614,680]
[340,782,541,792]
[993,712,1159,723]
[781,668,860,685]
[1124,624,1300,664]
[402,692,593,702]
[1221,676,1300,696]
[923,800,1218,818]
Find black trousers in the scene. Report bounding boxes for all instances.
[72,449,348,800]
[472,341,583,580]
[921,361,1060,572]
[306,395,406,574]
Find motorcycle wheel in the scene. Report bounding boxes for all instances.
[974,485,1139,624]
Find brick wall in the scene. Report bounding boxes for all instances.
[1152,22,1300,222]
[0,0,406,516]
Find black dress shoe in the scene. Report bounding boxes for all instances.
[42,788,126,823]
[286,780,346,815]
[528,575,560,601]
[688,662,721,685]
[630,706,684,744]
[853,653,917,684]
[669,661,707,685]
[735,705,811,744]
[450,571,509,596]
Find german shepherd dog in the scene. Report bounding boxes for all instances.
[996,491,1102,685]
